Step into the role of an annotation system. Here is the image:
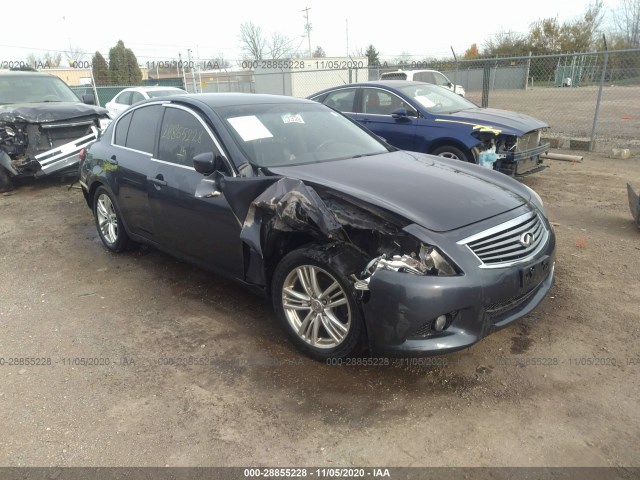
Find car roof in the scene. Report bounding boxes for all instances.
[310,81,426,96]
[140,92,317,108]
[0,70,58,78]
[120,86,186,92]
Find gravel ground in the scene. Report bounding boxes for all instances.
[466,85,640,152]
[0,152,639,467]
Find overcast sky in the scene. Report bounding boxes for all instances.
[0,0,624,65]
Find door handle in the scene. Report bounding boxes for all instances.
[150,174,167,187]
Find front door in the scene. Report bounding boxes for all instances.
[148,104,243,279]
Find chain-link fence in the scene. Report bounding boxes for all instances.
[52,49,640,152]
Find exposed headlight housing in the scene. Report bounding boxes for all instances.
[354,243,458,290]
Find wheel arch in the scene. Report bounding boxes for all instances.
[427,139,476,162]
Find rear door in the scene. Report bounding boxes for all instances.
[353,87,417,150]
[148,104,243,278]
[110,104,161,239]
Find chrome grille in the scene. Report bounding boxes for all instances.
[516,130,541,152]
[458,211,548,267]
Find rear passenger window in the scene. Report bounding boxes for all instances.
[158,107,219,168]
[125,105,162,153]
[113,111,133,146]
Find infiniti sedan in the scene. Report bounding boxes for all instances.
[309,81,549,177]
[79,93,555,360]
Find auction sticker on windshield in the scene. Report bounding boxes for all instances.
[227,116,273,141]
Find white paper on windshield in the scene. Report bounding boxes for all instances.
[227,116,273,142]
[281,113,305,124]
[415,96,436,108]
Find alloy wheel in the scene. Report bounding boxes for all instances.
[281,265,351,349]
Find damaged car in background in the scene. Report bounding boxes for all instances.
[309,81,550,177]
[0,71,112,192]
[79,93,555,360]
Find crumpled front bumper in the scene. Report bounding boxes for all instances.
[360,214,556,356]
[497,142,549,177]
[33,125,99,176]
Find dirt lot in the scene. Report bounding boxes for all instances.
[466,85,640,151]
[0,152,639,468]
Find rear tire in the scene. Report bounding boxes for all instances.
[272,245,366,361]
[93,186,129,252]
[0,167,14,193]
[431,145,472,163]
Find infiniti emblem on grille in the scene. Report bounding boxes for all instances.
[519,231,534,247]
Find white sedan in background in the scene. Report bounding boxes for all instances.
[105,86,187,117]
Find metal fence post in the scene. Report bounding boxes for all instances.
[525,51,531,90]
[482,62,490,107]
[590,48,609,151]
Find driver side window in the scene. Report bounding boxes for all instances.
[158,107,228,174]
[362,89,415,116]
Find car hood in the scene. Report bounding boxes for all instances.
[435,107,548,136]
[0,102,109,124]
[267,150,531,232]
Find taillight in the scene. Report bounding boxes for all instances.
[79,148,86,162]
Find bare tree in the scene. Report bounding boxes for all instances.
[65,45,86,66]
[240,22,266,61]
[393,51,413,67]
[267,32,298,59]
[613,0,640,47]
[25,51,62,68]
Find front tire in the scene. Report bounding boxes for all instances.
[431,145,472,163]
[93,186,129,252]
[272,246,366,361]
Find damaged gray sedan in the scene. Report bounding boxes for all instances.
[0,71,112,192]
[79,93,555,360]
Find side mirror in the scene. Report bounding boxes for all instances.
[193,152,216,175]
[194,152,229,177]
[391,108,416,120]
[82,94,96,105]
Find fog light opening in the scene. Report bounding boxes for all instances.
[433,315,447,332]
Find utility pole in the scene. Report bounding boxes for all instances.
[178,52,187,92]
[346,19,349,57]
[302,6,312,58]
[187,49,197,93]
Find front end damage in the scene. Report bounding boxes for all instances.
[219,175,555,356]
[221,176,476,354]
[471,126,549,177]
[0,107,111,186]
